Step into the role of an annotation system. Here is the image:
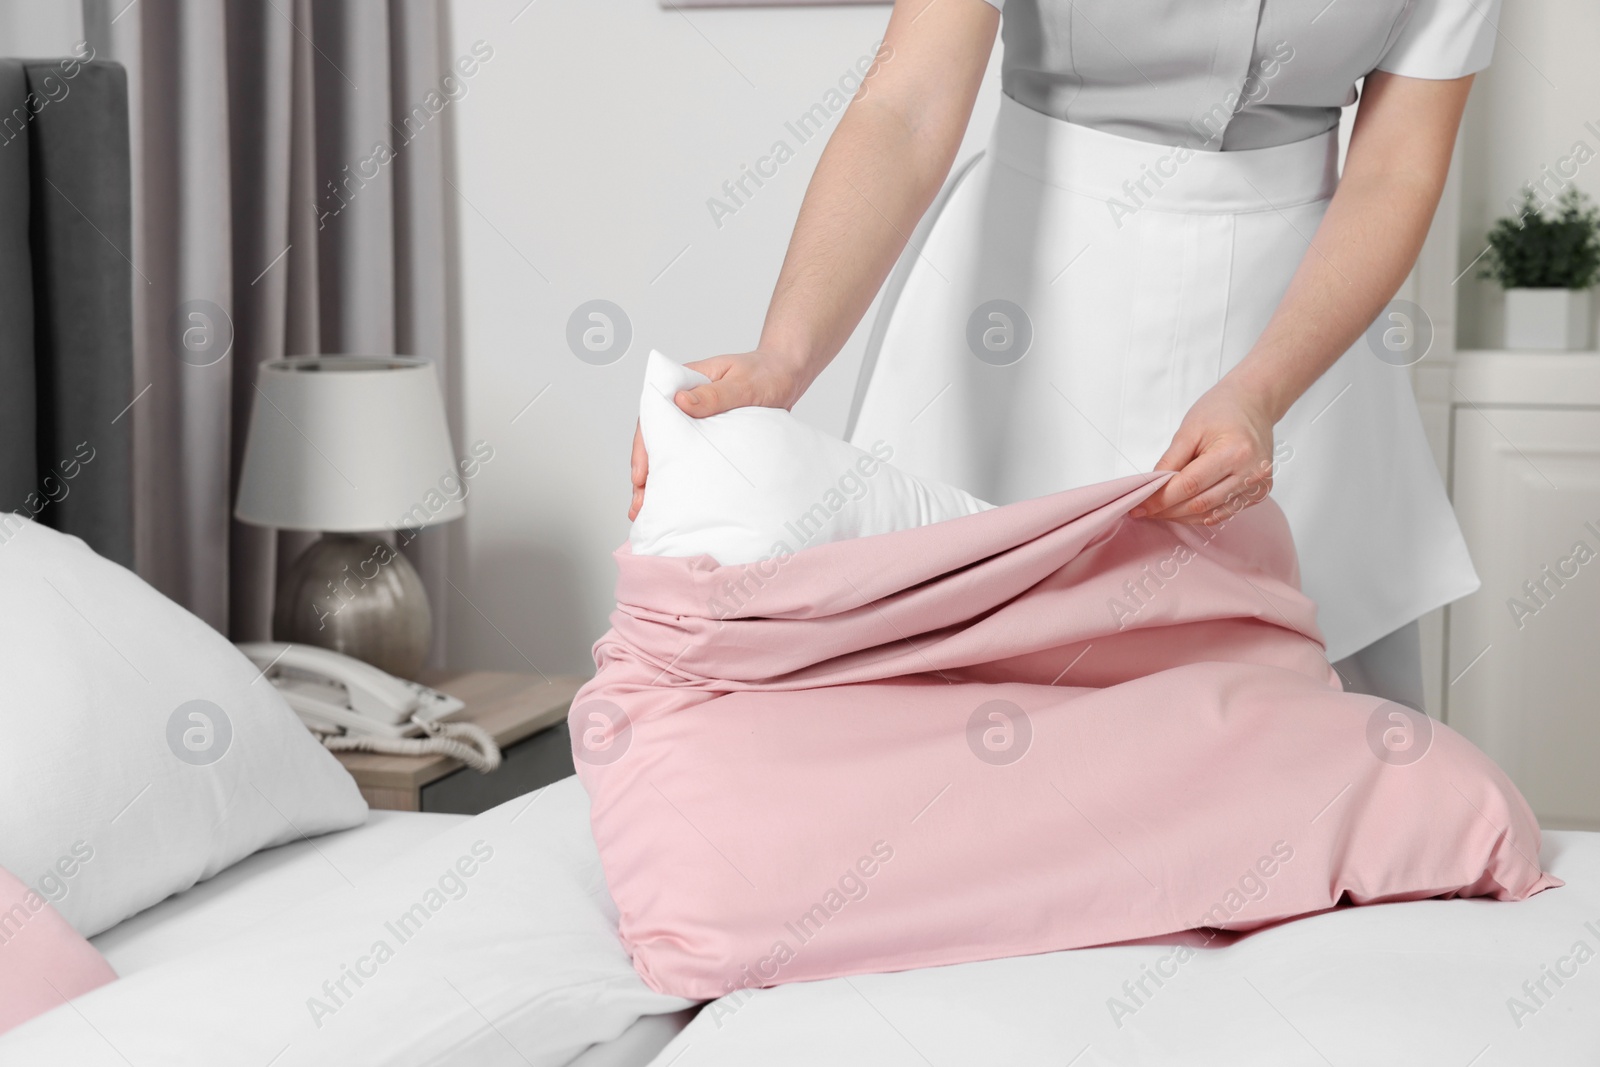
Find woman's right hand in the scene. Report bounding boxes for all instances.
[628,0,999,521]
[629,350,807,520]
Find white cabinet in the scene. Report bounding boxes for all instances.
[1445,353,1600,829]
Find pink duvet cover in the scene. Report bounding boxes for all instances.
[575,473,1558,1000]
[0,865,116,1033]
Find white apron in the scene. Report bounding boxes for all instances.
[846,95,1479,663]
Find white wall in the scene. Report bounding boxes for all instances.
[444,0,1589,678]
[443,0,1001,675]
[0,1,81,56]
[1456,1,1600,349]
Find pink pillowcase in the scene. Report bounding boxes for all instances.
[579,474,1558,999]
[0,865,117,1034]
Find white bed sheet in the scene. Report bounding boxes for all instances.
[647,830,1600,1066]
[93,810,468,975]
[65,793,696,1067]
[37,791,1596,1065]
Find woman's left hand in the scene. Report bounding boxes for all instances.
[1130,378,1279,524]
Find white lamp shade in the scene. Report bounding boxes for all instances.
[235,357,465,532]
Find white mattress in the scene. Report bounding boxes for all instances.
[647,830,1600,1065]
[56,791,696,1066]
[92,810,468,975]
[14,783,694,1067]
[54,800,1600,1065]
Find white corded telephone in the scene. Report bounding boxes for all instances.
[237,642,501,773]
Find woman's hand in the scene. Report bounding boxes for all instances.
[1127,73,1474,527]
[1130,378,1278,525]
[628,350,806,520]
[627,0,1000,521]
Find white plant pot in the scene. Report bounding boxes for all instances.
[1503,288,1594,350]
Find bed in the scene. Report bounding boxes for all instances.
[90,811,469,977]
[14,783,1594,1066]
[5,357,1597,1064]
[648,828,1600,1065]
[71,801,700,1067]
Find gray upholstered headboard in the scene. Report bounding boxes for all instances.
[0,56,132,566]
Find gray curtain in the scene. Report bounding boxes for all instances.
[0,57,134,566]
[81,0,453,662]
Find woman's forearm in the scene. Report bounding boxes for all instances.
[1224,71,1475,425]
[759,99,964,392]
[1226,168,1445,422]
[757,0,997,396]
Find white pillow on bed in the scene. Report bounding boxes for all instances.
[0,778,694,1067]
[0,518,366,938]
[630,349,992,564]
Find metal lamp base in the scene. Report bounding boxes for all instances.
[272,533,432,679]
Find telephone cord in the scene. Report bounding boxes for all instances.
[318,717,503,774]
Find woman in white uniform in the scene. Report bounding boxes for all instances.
[630,0,1498,709]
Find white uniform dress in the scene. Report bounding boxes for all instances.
[846,0,1500,685]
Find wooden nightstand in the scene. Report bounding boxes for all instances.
[331,671,584,814]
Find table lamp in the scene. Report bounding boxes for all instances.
[235,356,463,679]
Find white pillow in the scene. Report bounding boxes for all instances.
[0,779,692,1066]
[0,518,367,937]
[630,350,992,564]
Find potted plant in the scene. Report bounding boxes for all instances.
[1481,188,1600,350]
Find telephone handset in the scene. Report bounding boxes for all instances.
[237,642,500,773]
[237,641,462,736]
